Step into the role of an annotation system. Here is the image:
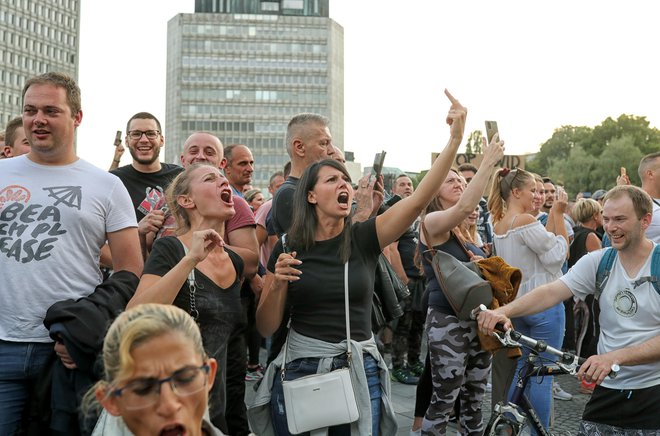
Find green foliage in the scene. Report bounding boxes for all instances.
[412,170,428,189]
[465,130,483,155]
[529,114,658,196]
[583,115,660,157]
[526,125,592,176]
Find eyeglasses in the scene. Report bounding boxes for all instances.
[110,364,210,410]
[128,130,160,140]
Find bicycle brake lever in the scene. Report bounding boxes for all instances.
[491,329,521,348]
[556,356,580,376]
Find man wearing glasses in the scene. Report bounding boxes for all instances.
[110,112,183,257]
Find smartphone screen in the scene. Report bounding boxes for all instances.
[485,121,499,143]
[372,151,386,179]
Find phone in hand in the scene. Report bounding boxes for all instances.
[620,167,627,177]
[485,121,499,144]
[281,234,291,254]
[114,130,122,147]
[372,151,387,180]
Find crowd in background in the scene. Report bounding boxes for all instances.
[1,72,659,436]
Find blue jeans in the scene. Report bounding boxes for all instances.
[271,354,381,436]
[508,303,565,435]
[0,340,54,434]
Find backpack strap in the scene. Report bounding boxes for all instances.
[595,248,617,301]
[632,244,660,295]
[595,245,660,299]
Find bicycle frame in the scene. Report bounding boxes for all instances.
[485,329,580,436]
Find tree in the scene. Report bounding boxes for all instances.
[589,135,644,189]
[526,125,592,177]
[464,130,483,155]
[582,114,660,157]
[547,145,596,197]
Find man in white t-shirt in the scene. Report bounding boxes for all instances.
[0,72,142,433]
[638,152,660,243]
[478,185,660,434]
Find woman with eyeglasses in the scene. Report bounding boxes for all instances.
[250,90,467,436]
[90,303,223,435]
[125,163,246,433]
[487,168,569,434]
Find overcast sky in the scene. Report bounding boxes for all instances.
[76,1,660,176]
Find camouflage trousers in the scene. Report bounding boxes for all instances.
[422,308,491,436]
[578,420,660,436]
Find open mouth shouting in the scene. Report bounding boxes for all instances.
[159,423,186,436]
[337,191,350,209]
[220,187,233,206]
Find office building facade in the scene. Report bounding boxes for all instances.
[165,0,343,189]
[0,0,80,127]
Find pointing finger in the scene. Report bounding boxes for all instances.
[444,88,459,105]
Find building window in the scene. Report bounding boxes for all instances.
[261,1,279,12]
[283,0,303,9]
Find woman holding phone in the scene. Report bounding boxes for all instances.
[250,90,467,436]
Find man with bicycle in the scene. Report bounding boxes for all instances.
[479,185,660,434]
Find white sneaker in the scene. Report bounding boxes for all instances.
[553,381,573,401]
[409,429,421,436]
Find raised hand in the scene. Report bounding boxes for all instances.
[188,229,224,263]
[444,89,468,140]
[481,132,505,167]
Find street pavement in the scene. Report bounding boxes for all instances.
[246,362,588,435]
[390,372,588,435]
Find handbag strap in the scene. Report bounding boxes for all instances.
[421,220,471,259]
[179,239,200,321]
[281,261,351,379]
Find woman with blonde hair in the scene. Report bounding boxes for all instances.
[92,303,223,435]
[127,163,250,432]
[487,168,569,434]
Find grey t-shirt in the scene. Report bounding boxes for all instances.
[559,246,660,389]
[0,156,136,342]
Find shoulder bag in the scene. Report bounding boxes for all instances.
[281,261,360,434]
[421,222,493,320]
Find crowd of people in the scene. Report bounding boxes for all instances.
[0,72,659,436]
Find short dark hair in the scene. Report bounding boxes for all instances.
[126,112,162,134]
[542,176,554,185]
[224,144,248,165]
[638,152,660,179]
[457,163,478,173]
[22,72,81,116]
[269,171,284,187]
[4,116,23,149]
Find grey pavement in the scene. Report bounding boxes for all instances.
[390,372,588,435]
[246,356,589,435]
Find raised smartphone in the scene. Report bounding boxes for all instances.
[485,121,499,143]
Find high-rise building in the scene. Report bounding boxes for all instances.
[165,0,343,189]
[0,0,80,127]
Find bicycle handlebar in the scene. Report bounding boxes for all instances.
[472,304,616,378]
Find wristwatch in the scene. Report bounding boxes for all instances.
[610,363,620,378]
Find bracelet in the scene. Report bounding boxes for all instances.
[113,159,120,163]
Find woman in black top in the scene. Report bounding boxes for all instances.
[128,163,247,432]
[417,138,503,434]
[569,198,603,392]
[255,90,467,436]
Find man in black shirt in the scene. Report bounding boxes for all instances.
[110,112,182,257]
[271,113,335,237]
